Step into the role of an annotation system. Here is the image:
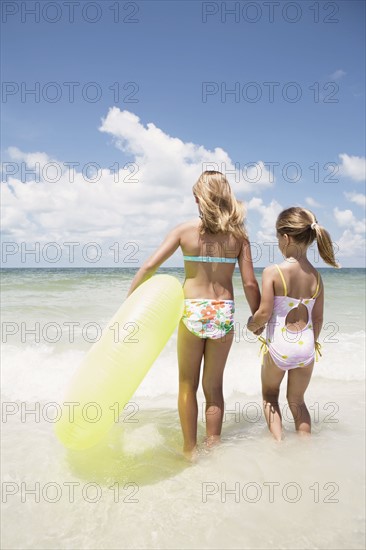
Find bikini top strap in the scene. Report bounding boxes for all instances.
[275,264,288,297]
[312,271,321,299]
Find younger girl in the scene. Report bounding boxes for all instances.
[247,207,339,440]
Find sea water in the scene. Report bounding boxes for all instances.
[1,268,365,549]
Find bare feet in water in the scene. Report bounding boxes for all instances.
[182,436,221,461]
[183,446,199,462]
[204,435,221,449]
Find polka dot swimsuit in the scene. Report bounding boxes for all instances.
[263,265,321,371]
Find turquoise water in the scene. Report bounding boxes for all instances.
[1,267,365,358]
[2,266,365,331]
[1,267,365,549]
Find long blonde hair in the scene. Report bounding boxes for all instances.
[276,207,340,268]
[192,171,248,240]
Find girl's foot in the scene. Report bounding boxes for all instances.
[204,435,221,448]
[183,446,199,462]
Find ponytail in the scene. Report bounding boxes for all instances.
[276,207,340,268]
[313,224,340,268]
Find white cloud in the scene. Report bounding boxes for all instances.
[329,69,346,80]
[246,198,283,242]
[334,207,365,234]
[344,192,366,207]
[336,230,366,258]
[337,153,366,182]
[1,109,274,263]
[305,197,321,208]
[334,208,354,226]
[99,108,274,194]
[331,205,365,261]
[7,146,50,168]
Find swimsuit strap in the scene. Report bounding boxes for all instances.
[183,255,236,264]
[258,336,269,360]
[275,264,288,297]
[315,341,322,361]
[312,271,321,299]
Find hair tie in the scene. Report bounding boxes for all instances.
[310,221,318,230]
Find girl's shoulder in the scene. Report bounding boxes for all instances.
[275,261,323,297]
[180,218,200,228]
[277,261,320,278]
[260,265,281,286]
[172,218,200,234]
[262,264,279,277]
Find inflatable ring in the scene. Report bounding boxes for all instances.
[55,274,184,450]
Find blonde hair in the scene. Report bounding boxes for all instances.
[276,207,340,268]
[192,171,248,240]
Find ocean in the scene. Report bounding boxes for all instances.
[1,267,365,549]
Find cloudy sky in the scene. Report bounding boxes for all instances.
[1,0,365,267]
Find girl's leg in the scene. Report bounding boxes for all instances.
[261,353,286,441]
[202,330,234,445]
[177,320,205,457]
[287,362,314,434]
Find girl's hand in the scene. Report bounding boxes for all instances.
[247,315,264,334]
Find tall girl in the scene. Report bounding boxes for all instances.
[128,171,261,458]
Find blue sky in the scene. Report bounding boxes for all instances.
[1,0,365,267]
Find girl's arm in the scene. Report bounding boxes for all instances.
[238,239,261,315]
[247,265,275,332]
[311,277,324,341]
[126,225,181,297]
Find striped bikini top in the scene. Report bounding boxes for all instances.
[183,255,237,264]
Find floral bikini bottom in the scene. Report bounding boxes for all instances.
[181,299,235,339]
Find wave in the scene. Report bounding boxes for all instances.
[1,331,365,403]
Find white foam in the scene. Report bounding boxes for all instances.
[0,344,83,402]
[121,424,165,455]
[1,329,365,403]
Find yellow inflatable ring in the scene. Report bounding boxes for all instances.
[55,274,184,450]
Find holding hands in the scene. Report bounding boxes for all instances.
[247,315,265,336]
